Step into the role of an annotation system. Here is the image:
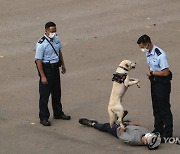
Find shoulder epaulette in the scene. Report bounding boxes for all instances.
[155,48,162,56]
[38,36,45,44]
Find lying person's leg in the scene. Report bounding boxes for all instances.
[79,118,98,127]
[79,118,118,137]
[94,123,118,137]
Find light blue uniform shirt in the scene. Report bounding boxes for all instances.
[35,34,62,63]
[146,45,169,71]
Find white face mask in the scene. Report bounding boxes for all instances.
[145,133,153,144]
[141,48,149,53]
[49,32,56,38]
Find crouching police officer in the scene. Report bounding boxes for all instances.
[137,34,173,141]
[35,21,71,126]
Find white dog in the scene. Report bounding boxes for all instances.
[108,60,140,129]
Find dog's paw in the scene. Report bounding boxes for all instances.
[136,80,140,88]
[110,122,115,128]
[120,123,125,130]
[116,121,125,129]
[137,82,140,88]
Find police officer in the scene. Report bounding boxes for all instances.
[35,21,71,126]
[137,34,173,140]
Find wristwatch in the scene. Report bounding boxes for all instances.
[150,71,153,76]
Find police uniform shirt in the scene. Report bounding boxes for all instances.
[35,34,62,64]
[146,45,169,71]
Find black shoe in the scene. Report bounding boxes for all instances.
[166,132,172,136]
[160,133,173,143]
[40,120,51,126]
[54,114,71,120]
[161,132,173,138]
[79,118,98,127]
[176,141,180,145]
[160,137,165,143]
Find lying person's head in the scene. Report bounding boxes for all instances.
[141,132,161,150]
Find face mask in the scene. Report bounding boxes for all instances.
[141,48,149,53]
[49,32,56,38]
[145,133,153,144]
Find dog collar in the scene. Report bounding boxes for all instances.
[119,66,128,72]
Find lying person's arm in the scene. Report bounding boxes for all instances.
[118,128,133,144]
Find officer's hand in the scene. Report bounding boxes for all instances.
[61,66,66,74]
[41,76,48,84]
[146,71,151,77]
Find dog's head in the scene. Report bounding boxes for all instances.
[116,60,136,73]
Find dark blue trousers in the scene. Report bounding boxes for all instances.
[94,123,118,138]
[151,80,173,135]
[39,65,63,120]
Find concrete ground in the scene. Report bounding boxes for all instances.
[0,0,180,153]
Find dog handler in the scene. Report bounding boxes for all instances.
[79,118,161,150]
[35,21,71,126]
[137,34,173,140]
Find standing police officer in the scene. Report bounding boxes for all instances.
[35,21,71,126]
[137,34,173,140]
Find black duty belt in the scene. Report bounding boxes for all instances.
[42,62,59,68]
[149,71,172,83]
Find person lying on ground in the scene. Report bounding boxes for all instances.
[79,117,161,150]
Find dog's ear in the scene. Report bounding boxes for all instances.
[125,63,129,69]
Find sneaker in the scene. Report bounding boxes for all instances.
[79,118,98,127]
